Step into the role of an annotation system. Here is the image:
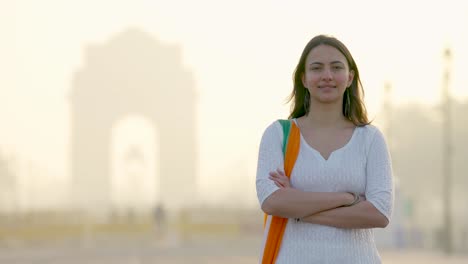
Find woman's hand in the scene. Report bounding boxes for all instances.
[359,194,367,202]
[269,168,291,188]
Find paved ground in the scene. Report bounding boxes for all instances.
[0,234,467,264]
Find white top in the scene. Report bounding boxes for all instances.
[256,119,393,264]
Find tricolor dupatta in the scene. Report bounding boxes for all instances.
[262,119,300,264]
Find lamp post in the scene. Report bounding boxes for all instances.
[442,47,453,254]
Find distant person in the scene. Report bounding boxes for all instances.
[256,35,394,263]
[153,203,166,237]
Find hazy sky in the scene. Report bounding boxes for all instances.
[2,0,468,208]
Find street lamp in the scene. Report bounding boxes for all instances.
[442,46,453,254]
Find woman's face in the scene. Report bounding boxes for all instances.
[302,44,354,105]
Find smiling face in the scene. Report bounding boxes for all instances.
[302,44,354,105]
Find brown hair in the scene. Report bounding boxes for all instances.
[287,35,370,126]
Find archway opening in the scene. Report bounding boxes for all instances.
[109,114,159,217]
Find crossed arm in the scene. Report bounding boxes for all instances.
[262,169,389,229]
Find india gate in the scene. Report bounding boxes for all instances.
[69,28,197,216]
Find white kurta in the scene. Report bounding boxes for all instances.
[256,119,393,264]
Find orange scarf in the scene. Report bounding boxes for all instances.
[262,120,300,264]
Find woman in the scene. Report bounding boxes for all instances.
[256,35,393,263]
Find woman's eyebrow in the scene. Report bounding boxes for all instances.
[309,61,345,65]
[309,62,323,66]
[331,61,345,65]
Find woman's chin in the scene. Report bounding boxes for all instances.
[315,95,342,104]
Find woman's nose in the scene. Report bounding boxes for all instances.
[321,68,333,80]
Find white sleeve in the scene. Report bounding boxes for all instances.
[256,121,284,207]
[365,128,394,221]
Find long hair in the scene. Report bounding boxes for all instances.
[287,35,370,126]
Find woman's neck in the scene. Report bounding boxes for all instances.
[302,103,347,128]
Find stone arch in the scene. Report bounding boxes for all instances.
[69,28,197,215]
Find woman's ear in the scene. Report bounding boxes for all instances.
[347,70,355,87]
[301,73,307,88]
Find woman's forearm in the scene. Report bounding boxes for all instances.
[261,188,354,218]
[300,201,389,229]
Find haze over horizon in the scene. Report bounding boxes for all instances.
[1,0,468,210]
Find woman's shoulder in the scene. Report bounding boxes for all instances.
[261,119,284,135]
[357,124,387,144]
[266,118,293,128]
[358,123,381,134]
[258,119,288,146]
